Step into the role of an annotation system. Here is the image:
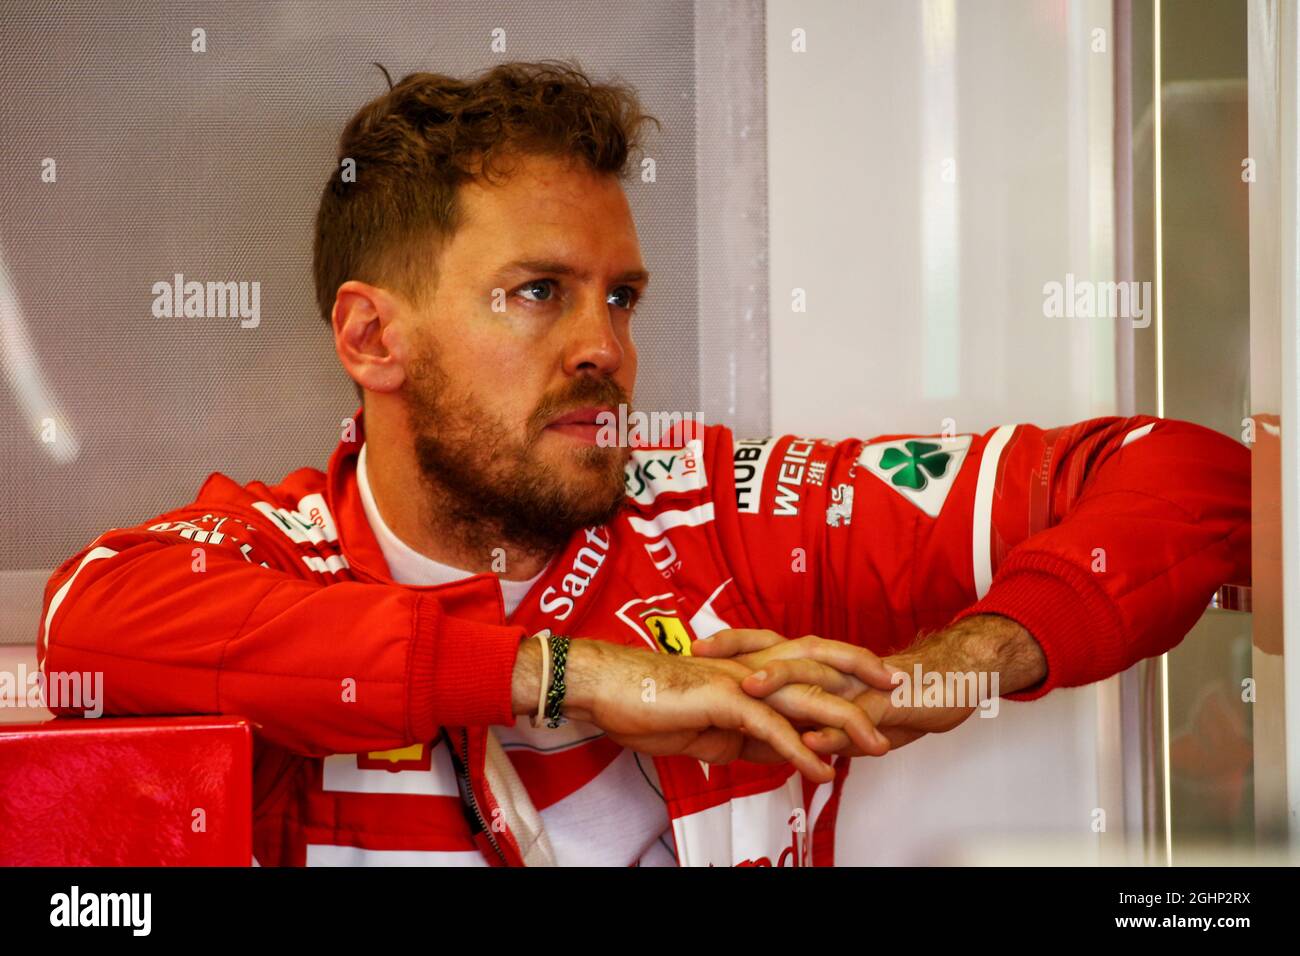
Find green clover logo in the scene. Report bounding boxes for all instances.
[879,441,951,491]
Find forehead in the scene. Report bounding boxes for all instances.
[451,154,642,262]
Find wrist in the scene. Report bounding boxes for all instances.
[889,615,1047,698]
[509,635,605,722]
[510,636,541,716]
[950,614,1047,695]
[558,638,603,722]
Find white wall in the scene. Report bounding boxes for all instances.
[766,0,1123,864]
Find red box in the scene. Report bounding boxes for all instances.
[0,716,252,866]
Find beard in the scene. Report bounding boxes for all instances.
[403,339,632,559]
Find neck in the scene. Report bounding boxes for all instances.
[361,407,555,581]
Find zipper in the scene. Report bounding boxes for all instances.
[446,728,507,865]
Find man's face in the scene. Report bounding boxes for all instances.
[401,152,646,554]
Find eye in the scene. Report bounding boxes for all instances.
[608,285,640,310]
[517,279,556,303]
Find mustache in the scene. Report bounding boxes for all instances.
[528,378,631,435]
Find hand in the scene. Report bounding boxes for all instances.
[832,614,1043,753]
[551,638,887,783]
[695,628,969,754]
[691,628,899,696]
[693,616,1041,755]
[820,686,976,754]
[691,629,900,755]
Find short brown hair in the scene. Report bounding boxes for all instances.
[312,60,657,326]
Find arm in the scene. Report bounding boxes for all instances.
[902,613,1047,695]
[945,415,1250,698]
[707,416,1250,699]
[39,497,526,757]
[41,483,866,780]
[511,634,885,781]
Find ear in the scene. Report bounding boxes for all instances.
[332,281,411,396]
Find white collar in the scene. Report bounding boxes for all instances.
[355,442,543,616]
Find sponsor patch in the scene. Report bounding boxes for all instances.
[615,594,693,655]
[538,527,611,622]
[357,743,432,773]
[251,501,333,545]
[857,435,972,518]
[733,438,776,514]
[297,493,340,542]
[771,438,817,516]
[644,614,692,655]
[624,438,706,505]
[826,483,853,527]
[321,741,461,797]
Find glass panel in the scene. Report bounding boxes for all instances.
[1129,0,1286,861]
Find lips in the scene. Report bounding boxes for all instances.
[544,406,616,446]
[546,406,615,428]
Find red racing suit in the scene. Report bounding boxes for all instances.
[37,412,1250,866]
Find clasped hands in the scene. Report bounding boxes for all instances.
[559,618,1035,784]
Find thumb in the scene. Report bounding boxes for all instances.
[856,689,900,727]
[880,727,926,749]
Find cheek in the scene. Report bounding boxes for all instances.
[476,347,552,423]
[621,335,638,385]
[458,322,532,382]
[476,359,535,412]
[428,326,519,409]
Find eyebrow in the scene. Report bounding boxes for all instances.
[500,259,650,284]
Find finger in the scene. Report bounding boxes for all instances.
[737,738,791,764]
[689,628,787,658]
[765,684,889,755]
[724,695,834,783]
[805,724,917,753]
[759,637,900,692]
[802,728,869,757]
[682,728,746,765]
[855,689,899,727]
[881,727,925,749]
[607,729,696,757]
[741,658,858,699]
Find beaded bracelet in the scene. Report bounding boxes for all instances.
[544,635,570,728]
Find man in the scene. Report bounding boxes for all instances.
[38,62,1251,866]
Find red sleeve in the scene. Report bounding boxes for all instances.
[36,489,525,756]
[710,416,1251,699]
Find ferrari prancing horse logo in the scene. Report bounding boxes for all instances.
[615,594,694,655]
[645,615,692,655]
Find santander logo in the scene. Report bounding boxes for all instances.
[734,826,805,867]
[537,527,612,622]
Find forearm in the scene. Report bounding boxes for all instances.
[510,635,606,720]
[890,613,1047,696]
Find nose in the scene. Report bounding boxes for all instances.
[560,292,625,378]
